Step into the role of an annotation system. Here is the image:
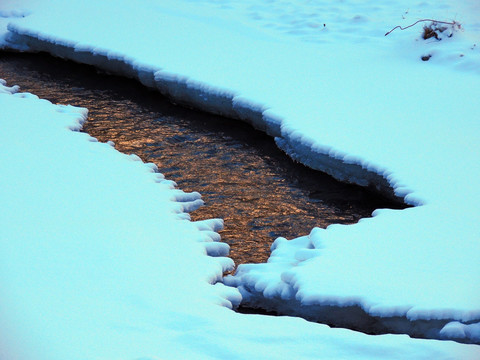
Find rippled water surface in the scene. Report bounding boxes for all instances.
[0,52,402,265]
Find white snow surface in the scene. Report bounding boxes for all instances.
[1,0,479,356]
[3,82,477,360]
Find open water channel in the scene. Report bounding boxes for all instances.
[0,52,403,265]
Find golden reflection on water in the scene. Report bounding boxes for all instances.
[0,53,401,266]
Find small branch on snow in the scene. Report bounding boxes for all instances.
[385,19,461,36]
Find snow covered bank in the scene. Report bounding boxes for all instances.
[3,27,401,202]
[2,0,406,202]
[227,211,480,343]
[1,0,479,351]
[4,80,479,359]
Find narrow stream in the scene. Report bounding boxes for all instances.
[0,52,404,265]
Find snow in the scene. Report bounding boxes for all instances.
[441,321,480,343]
[1,0,479,357]
[4,79,477,360]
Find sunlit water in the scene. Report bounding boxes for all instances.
[0,52,403,265]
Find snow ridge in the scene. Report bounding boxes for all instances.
[226,228,480,344]
[5,26,404,204]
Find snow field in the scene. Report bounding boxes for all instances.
[4,80,479,359]
[1,0,479,356]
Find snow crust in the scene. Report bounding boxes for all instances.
[1,0,479,356]
[4,81,478,359]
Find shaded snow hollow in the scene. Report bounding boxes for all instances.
[0,0,479,357]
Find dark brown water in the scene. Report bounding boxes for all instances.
[0,52,403,265]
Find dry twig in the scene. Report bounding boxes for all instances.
[385,19,460,36]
